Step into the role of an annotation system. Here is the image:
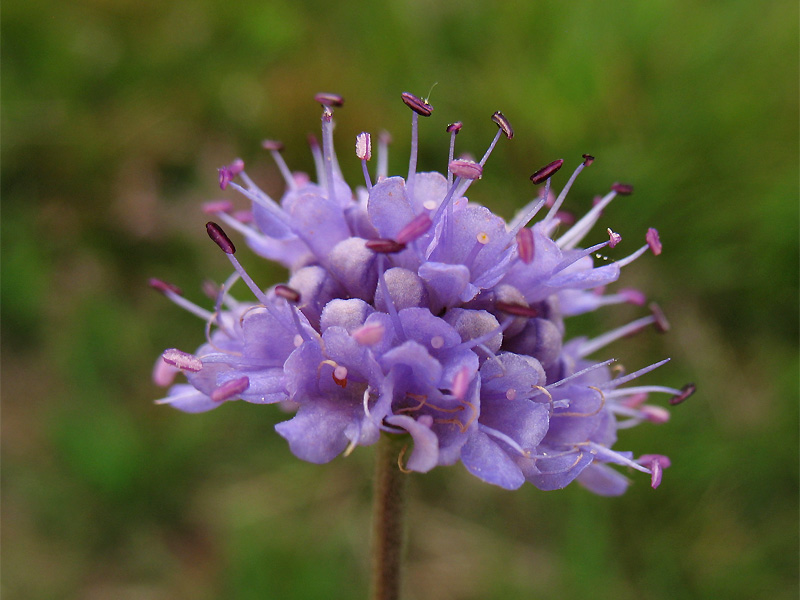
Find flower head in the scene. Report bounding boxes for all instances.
[153,92,693,494]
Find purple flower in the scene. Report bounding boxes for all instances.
[153,92,693,494]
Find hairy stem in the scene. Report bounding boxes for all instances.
[370,434,408,600]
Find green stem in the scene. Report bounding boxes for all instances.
[370,434,408,600]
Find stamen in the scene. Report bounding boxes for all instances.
[149,278,183,296]
[646,228,662,255]
[448,159,483,180]
[637,454,671,489]
[320,108,339,205]
[543,159,587,224]
[274,284,301,303]
[495,301,538,318]
[161,348,203,372]
[227,181,293,229]
[365,238,406,254]
[211,376,250,402]
[507,197,547,237]
[401,91,433,116]
[607,228,622,248]
[649,302,670,333]
[617,229,661,268]
[611,182,634,195]
[604,385,684,399]
[262,139,297,191]
[207,222,272,306]
[556,189,617,249]
[582,154,595,166]
[586,442,650,473]
[578,314,657,357]
[446,122,462,186]
[206,221,236,254]
[451,111,512,199]
[402,92,432,201]
[356,132,372,190]
[218,159,244,190]
[551,240,611,275]
[530,159,564,185]
[314,92,344,107]
[599,358,671,389]
[669,383,696,405]
[491,111,514,139]
[546,359,617,390]
[149,278,214,321]
[516,227,535,264]
[396,213,432,245]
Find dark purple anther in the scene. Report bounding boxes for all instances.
[646,228,662,255]
[314,92,344,107]
[649,302,670,333]
[582,154,595,166]
[496,302,539,318]
[365,238,406,254]
[401,92,433,116]
[262,139,285,152]
[162,348,203,372]
[446,122,463,134]
[206,222,236,254]
[491,111,514,139]
[202,200,234,215]
[396,213,432,244]
[611,182,634,195]
[149,278,183,296]
[530,159,565,184]
[275,284,301,303]
[211,376,250,403]
[449,159,483,180]
[669,383,696,405]
[516,228,535,264]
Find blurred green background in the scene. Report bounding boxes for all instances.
[3,0,797,598]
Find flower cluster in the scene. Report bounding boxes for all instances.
[152,92,693,494]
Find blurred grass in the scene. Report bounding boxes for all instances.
[2,0,798,598]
